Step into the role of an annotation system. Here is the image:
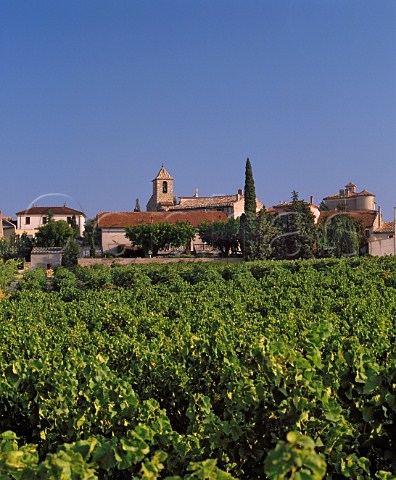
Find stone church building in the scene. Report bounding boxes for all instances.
[146,166,263,218]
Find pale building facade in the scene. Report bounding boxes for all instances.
[0,211,16,240]
[323,182,375,211]
[16,206,86,237]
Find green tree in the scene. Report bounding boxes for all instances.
[0,234,34,262]
[272,191,317,259]
[83,218,101,256]
[198,218,240,256]
[125,222,195,257]
[239,158,258,259]
[69,214,80,237]
[0,239,12,261]
[61,239,80,268]
[336,201,349,212]
[35,220,76,247]
[250,207,281,260]
[319,200,329,211]
[244,157,257,217]
[321,213,360,257]
[14,233,34,261]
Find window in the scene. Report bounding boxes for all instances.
[25,217,30,225]
[67,217,72,224]
[162,181,168,193]
[42,216,47,224]
[365,228,370,238]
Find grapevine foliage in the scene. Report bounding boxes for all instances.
[0,257,395,479]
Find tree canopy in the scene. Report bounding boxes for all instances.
[244,158,257,217]
[249,208,281,260]
[35,220,76,247]
[198,219,240,256]
[83,218,102,256]
[0,233,34,262]
[320,213,360,257]
[125,222,195,257]
[272,192,317,259]
[240,158,258,259]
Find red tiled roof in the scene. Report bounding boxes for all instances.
[323,189,375,200]
[358,189,375,196]
[374,222,395,234]
[16,206,86,216]
[97,211,228,228]
[345,182,356,187]
[318,210,378,228]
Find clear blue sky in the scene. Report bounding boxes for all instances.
[1,0,395,219]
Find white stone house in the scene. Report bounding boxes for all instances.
[16,206,86,237]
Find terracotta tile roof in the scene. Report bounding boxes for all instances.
[169,194,240,209]
[358,189,375,196]
[323,189,375,200]
[318,210,378,228]
[97,211,228,228]
[16,206,86,216]
[345,182,356,187]
[153,166,174,181]
[374,222,395,234]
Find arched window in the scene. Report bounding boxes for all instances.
[162,181,168,193]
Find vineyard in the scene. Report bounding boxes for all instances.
[0,257,395,479]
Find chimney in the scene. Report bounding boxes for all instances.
[378,205,382,228]
[237,189,243,200]
[310,195,314,205]
[195,187,199,198]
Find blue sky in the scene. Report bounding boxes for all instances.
[1,1,395,219]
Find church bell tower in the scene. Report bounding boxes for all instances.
[146,166,176,211]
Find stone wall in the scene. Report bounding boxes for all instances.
[369,237,395,256]
[78,257,243,267]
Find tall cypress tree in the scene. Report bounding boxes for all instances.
[244,158,257,218]
[240,158,258,259]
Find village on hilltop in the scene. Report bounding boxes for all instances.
[1,165,395,268]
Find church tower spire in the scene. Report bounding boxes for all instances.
[146,166,176,211]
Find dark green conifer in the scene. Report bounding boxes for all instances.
[240,158,258,259]
[244,158,257,218]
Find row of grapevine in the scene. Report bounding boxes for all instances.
[0,260,18,290]
[0,257,395,478]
